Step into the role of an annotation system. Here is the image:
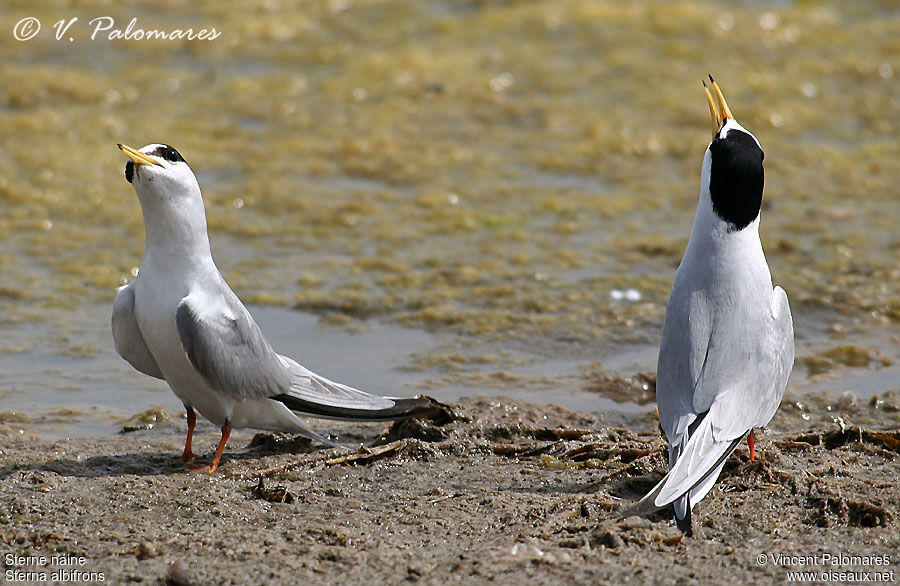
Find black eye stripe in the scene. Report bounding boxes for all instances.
[147,144,186,164]
[125,145,186,183]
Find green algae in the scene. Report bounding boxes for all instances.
[803,345,894,377]
[0,0,898,361]
[120,406,174,433]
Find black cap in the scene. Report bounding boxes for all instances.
[709,128,764,231]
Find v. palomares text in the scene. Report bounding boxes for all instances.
[13,17,221,42]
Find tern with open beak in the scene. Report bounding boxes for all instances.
[628,77,794,533]
[113,143,440,472]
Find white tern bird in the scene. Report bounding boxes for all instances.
[113,143,439,472]
[630,77,794,533]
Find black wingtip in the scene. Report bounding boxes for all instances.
[383,395,447,420]
[675,494,693,536]
[272,393,446,422]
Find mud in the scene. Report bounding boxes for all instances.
[1,394,898,584]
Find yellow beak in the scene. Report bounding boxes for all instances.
[118,143,164,167]
[702,75,734,139]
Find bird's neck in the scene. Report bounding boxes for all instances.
[689,193,762,247]
[139,196,215,272]
[684,193,769,286]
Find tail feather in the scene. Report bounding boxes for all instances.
[675,493,693,535]
[272,393,441,422]
[273,355,442,421]
[671,456,729,535]
[626,417,744,525]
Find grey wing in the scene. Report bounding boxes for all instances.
[111,284,164,379]
[695,285,794,440]
[655,277,712,442]
[640,277,794,519]
[175,293,291,401]
[765,286,794,419]
[657,274,770,443]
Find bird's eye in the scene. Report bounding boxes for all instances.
[149,144,186,164]
[163,146,185,163]
[125,160,135,184]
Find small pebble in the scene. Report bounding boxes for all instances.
[135,541,158,559]
[837,390,858,411]
[165,560,192,586]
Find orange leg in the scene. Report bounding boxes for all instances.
[188,420,232,474]
[180,407,200,464]
[748,429,756,461]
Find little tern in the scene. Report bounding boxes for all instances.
[630,77,794,533]
[113,143,439,472]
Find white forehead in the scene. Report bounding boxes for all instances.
[718,118,761,149]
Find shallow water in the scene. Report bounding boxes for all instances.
[1,301,897,439]
[1,0,899,437]
[0,303,654,438]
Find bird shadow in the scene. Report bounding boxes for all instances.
[1,452,193,479]
[0,433,325,479]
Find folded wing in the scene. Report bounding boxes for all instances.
[175,293,440,420]
[175,293,291,401]
[112,283,164,380]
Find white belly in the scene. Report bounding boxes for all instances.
[132,270,235,426]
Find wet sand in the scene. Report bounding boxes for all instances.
[1,392,898,585]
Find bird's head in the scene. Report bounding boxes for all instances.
[118,143,210,250]
[118,143,200,206]
[701,76,765,232]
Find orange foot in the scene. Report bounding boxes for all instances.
[187,461,220,474]
[748,429,757,461]
[186,420,232,474]
[180,451,200,465]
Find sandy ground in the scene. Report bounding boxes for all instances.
[1,393,899,585]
